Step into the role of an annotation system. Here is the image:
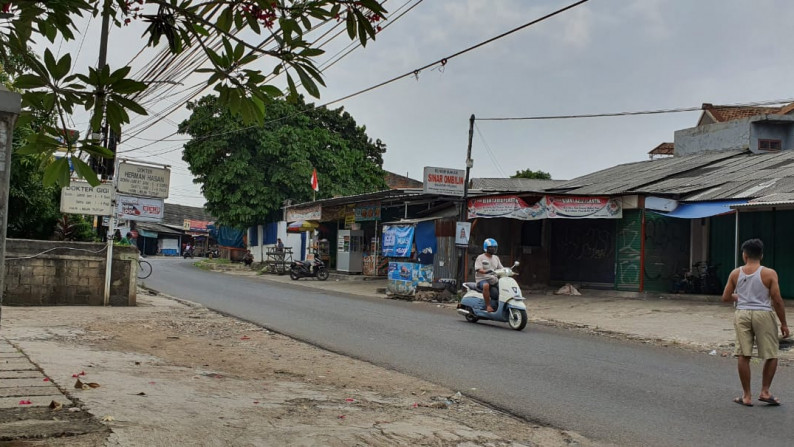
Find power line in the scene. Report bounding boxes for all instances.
[474,123,508,177]
[476,98,794,121]
[120,0,585,154]
[324,0,590,107]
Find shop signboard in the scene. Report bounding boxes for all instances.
[60,181,113,216]
[354,201,381,221]
[423,166,465,196]
[183,219,211,232]
[381,224,414,257]
[286,203,322,222]
[116,195,164,222]
[116,161,171,198]
[545,196,622,219]
[467,195,545,220]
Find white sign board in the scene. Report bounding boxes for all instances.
[423,166,465,196]
[60,181,113,216]
[116,162,171,198]
[116,195,165,222]
[455,222,471,247]
[286,204,322,222]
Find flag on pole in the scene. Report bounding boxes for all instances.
[310,168,319,192]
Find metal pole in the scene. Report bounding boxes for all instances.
[0,87,22,327]
[103,154,120,306]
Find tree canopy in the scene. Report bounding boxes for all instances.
[179,95,387,228]
[511,168,551,180]
[0,0,387,186]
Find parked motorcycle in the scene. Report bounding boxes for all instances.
[290,258,329,281]
[207,248,220,259]
[456,262,528,331]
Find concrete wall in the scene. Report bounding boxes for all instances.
[3,239,138,306]
[674,119,750,156]
[750,121,793,153]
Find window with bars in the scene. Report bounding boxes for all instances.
[758,139,782,152]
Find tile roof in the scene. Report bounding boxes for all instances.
[700,101,794,124]
[648,142,674,156]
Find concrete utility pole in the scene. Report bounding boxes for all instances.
[456,114,475,290]
[0,86,22,328]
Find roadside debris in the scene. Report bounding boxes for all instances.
[49,400,64,410]
[555,284,582,296]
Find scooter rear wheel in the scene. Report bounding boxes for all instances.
[465,307,478,323]
[508,308,527,331]
[289,269,299,280]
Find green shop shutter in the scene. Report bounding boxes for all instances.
[615,210,643,291]
[644,213,691,293]
[773,210,794,300]
[709,214,735,288]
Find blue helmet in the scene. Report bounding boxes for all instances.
[483,238,498,254]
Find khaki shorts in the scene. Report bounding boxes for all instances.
[734,310,779,359]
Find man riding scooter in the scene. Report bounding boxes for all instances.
[475,238,503,312]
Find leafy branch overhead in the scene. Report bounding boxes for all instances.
[179,95,387,228]
[0,0,387,186]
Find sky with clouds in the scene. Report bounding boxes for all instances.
[43,0,794,207]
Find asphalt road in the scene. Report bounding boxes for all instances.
[145,258,794,446]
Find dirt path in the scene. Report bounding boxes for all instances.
[2,292,604,446]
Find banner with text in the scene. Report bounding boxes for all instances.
[545,196,622,219]
[468,195,622,220]
[467,195,546,220]
[286,204,322,222]
[381,224,415,257]
[354,201,381,221]
[116,195,165,222]
[60,181,113,216]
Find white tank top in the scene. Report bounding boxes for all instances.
[735,266,773,311]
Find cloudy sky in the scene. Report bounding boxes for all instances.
[47,0,794,207]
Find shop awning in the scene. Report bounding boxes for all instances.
[655,200,748,219]
[138,229,158,238]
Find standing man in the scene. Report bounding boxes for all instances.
[722,239,789,406]
[475,238,503,313]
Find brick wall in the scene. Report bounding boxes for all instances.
[3,239,137,306]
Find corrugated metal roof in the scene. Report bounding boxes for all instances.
[469,178,566,193]
[552,149,794,202]
[549,150,742,195]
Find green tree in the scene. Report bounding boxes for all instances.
[511,168,551,180]
[179,95,387,228]
[1,0,387,186]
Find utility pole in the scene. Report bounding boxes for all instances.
[92,0,113,242]
[456,114,475,290]
[0,86,22,327]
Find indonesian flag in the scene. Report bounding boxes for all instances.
[310,168,319,192]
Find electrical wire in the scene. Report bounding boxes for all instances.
[474,123,508,177]
[475,98,794,121]
[121,0,585,154]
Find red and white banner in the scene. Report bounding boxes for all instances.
[467,195,546,220]
[545,195,622,219]
[468,195,622,220]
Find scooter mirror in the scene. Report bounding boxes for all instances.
[512,261,520,268]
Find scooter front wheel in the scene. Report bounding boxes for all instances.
[289,269,300,280]
[316,268,329,281]
[508,308,527,331]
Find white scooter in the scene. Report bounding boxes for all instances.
[456,262,528,331]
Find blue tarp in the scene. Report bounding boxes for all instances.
[655,200,748,219]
